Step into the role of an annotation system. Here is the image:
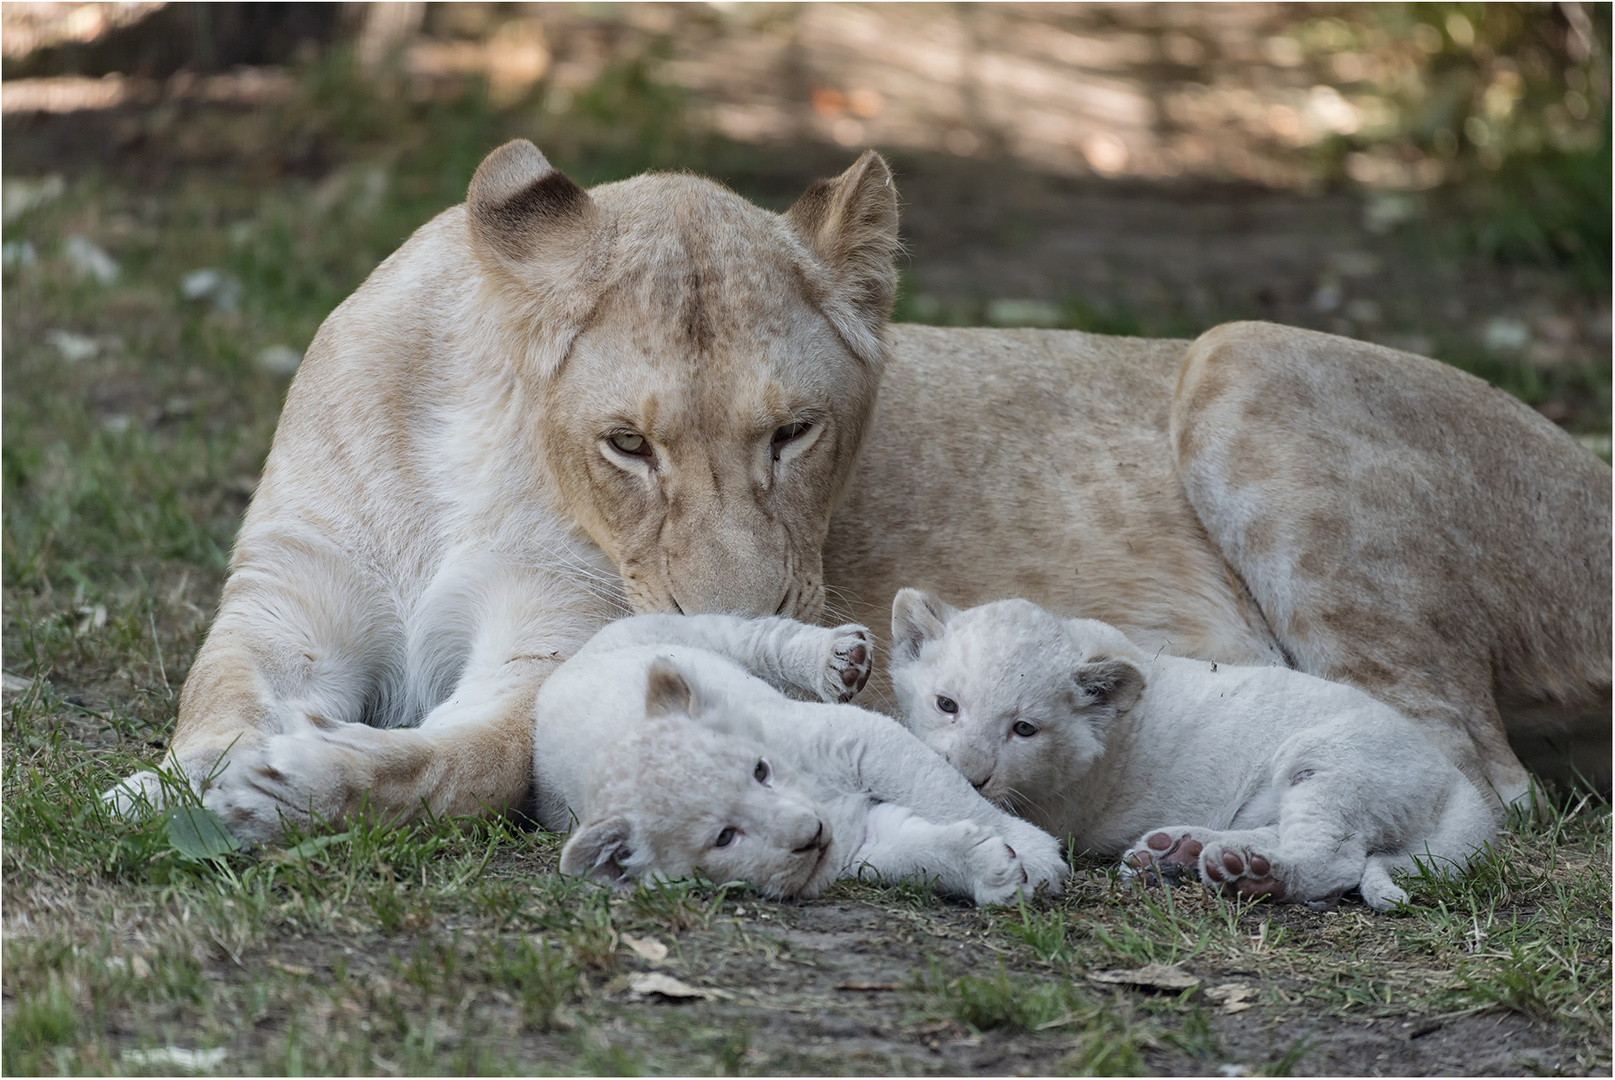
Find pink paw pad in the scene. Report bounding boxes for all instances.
[1125,832,1203,885]
[829,628,872,702]
[1201,847,1285,901]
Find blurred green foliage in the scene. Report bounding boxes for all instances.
[1307,3,1610,284]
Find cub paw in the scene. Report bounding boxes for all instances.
[961,825,1030,906]
[1196,841,1287,902]
[1120,828,1206,887]
[999,818,1068,898]
[819,624,872,703]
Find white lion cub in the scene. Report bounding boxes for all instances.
[889,591,1498,910]
[532,614,1067,904]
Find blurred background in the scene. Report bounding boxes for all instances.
[3,3,1610,501]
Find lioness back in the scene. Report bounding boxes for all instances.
[829,324,1288,698]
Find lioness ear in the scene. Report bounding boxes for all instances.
[466,140,603,368]
[785,150,900,364]
[644,657,700,719]
[559,816,636,887]
[891,588,957,664]
[1072,659,1144,713]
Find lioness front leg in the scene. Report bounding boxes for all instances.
[110,532,602,843]
[579,614,871,702]
[201,656,552,843]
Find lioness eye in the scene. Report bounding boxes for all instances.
[714,826,736,848]
[936,696,958,714]
[753,759,770,783]
[771,422,810,460]
[1012,720,1038,737]
[608,432,650,456]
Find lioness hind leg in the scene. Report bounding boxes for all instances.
[1172,323,1612,808]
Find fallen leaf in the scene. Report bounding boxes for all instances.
[1088,963,1201,991]
[266,958,314,977]
[1,673,34,694]
[1204,982,1258,1012]
[122,1046,228,1070]
[627,972,731,1001]
[621,933,669,962]
[835,981,903,991]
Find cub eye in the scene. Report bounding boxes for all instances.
[936,696,959,714]
[753,759,770,783]
[607,432,650,457]
[714,826,736,848]
[771,422,811,460]
[1012,720,1038,737]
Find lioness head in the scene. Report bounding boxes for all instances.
[559,658,839,898]
[889,590,1145,823]
[465,140,899,620]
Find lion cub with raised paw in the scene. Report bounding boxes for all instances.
[889,590,1498,910]
[532,614,1067,904]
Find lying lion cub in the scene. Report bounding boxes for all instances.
[533,614,1067,903]
[889,590,1496,910]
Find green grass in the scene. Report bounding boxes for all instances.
[3,49,1610,1077]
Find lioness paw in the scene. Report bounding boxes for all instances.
[201,733,355,845]
[101,770,170,817]
[819,624,872,703]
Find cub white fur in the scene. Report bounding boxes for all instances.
[533,614,1067,904]
[889,590,1497,910]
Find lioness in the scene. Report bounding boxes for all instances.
[536,614,1067,903]
[106,140,1609,842]
[888,590,1496,910]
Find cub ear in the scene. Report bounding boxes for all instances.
[466,140,603,367]
[559,815,636,887]
[785,150,900,365]
[644,656,700,720]
[1072,659,1144,713]
[890,588,957,664]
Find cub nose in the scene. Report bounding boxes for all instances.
[793,820,826,854]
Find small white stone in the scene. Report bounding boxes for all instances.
[1482,317,1531,352]
[255,344,302,377]
[45,328,99,362]
[985,298,1062,327]
[2,240,37,269]
[64,235,119,285]
[180,268,243,311]
[2,175,65,224]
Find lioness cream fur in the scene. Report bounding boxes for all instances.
[535,614,1068,903]
[890,590,1497,910]
[105,139,1608,842]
